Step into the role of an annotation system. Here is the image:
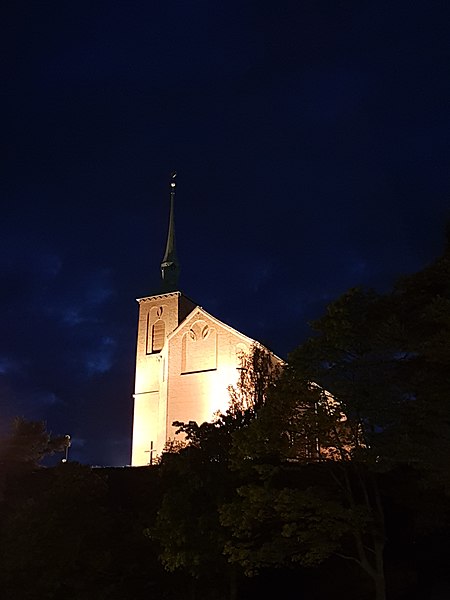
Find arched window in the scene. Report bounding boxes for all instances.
[181,320,217,373]
[152,320,165,352]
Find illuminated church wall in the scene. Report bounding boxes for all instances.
[131,294,254,466]
[165,308,253,447]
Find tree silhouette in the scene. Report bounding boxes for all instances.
[0,417,69,467]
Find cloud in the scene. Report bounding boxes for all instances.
[84,336,117,375]
[40,267,115,327]
[0,357,21,375]
[69,436,86,448]
[61,308,86,326]
[32,390,61,408]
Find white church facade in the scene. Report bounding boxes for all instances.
[131,174,267,466]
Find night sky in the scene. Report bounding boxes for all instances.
[1,1,449,466]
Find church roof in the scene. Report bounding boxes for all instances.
[166,304,284,363]
[166,305,256,345]
[135,290,186,303]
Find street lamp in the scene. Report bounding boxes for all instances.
[62,434,71,463]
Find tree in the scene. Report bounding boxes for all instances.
[227,343,282,416]
[0,417,70,467]
[221,238,450,600]
[0,417,71,506]
[149,344,281,599]
[383,241,450,481]
[149,427,241,600]
[221,360,388,600]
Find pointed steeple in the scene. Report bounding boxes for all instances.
[160,171,180,292]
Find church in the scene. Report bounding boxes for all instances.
[131,173,274,466]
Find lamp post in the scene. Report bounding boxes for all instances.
[62,434,71,463]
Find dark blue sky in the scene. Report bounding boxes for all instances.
[1,0,449,466]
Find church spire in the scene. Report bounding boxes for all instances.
[160,171,180,292]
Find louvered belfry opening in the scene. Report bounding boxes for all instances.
[152,320,165,352]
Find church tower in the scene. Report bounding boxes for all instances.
[131,173,197,465]
[131,173,266,466]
